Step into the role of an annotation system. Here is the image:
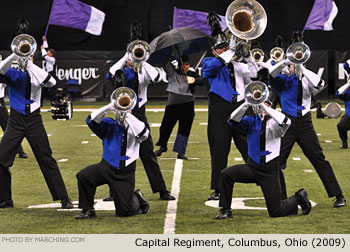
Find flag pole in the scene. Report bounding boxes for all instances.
[44,0,55,37]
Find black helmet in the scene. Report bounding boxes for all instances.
[208,32,228,49]
[291,31,303,44]
[207,11,228,49]
[112,70,127,88]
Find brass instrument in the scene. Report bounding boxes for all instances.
[286,42,310,78]
[225,0,267,60]
[110,87,137,126]
[251,48,264,63]
[11,34,37,71]
[127,40,150,73]
[270,47,284,63]
[244,81,269,120]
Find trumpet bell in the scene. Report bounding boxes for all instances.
[244,81,269,105]
[286,42,310,65]
[251,48,264,63]
[127,40,150,63]
[111,87,137,112]
[11,34,37,58]
[270,47,284,62]
[225,0,267,40]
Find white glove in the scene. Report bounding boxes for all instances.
[186,76,195,84]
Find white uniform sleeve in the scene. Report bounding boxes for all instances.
[0,54,16,75]
[90,103,114,123]
[299,64,324,90]
[27,60,56,88]
[109,52,129,75]
[338,82,350,95]
[229,101,250,122]
[142,62,160,83]
[125,113,149,142]
[269,59,291,78]
[261,103,291,137]
[219,49,235,64]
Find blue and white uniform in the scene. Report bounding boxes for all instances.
[0,53,69,203]
[268,58,343,199]
[219,102,302,218]
[201,49,258,191]
[336,78,350,147]
[76,104,150,216]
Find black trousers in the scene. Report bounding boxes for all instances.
[208,93,248,190]
[0,99,24,154]
[219,158,298,217]
[0,108,68,201]
[132,105,167,193]
[279,112,342,198]
[76,160,141,216]
[156,101,195,154]
[337,114,350,144]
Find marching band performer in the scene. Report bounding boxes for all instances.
[105,21,175,201]
[336,60,350,149]
[268,31,346,208]
[202,12,259,201]
[216,85,311,219]
[40,35,56,105]
[75,99,150,219]
[154,54,203,160]
[0,37,73,209]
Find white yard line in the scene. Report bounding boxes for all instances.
[163,158,183,234]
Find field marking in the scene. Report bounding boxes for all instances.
[234,157,243,161]
[325,140,333,143]
[163,158,183,234]
[149,123,161,127]
[292,157,301,161]
[81,141,89,144]
[205,198,317,210]
[58,159,68,162]
[304,169,313,173]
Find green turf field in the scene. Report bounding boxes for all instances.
[0,100,349,234]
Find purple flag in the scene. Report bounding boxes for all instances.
[173,7,227,35]
[47,0,105,35]
[303,0,338,32]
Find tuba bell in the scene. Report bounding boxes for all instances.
[270,47,284,63]
[110,87,137,126]
[286,42,310,65]
[244,81,269,120]
[251,48,264,63]
[225,0,267,41]
[127,40,151,73]
[11,34,37,71]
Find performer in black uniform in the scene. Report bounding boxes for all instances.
[0,39,72,209]
[201,12,259,200]
[104,21,175,201]
[154,54,203,160]
[0,81,27,158]
[75,100,150,219]
[216,89,311,219]
[268,31,346,208]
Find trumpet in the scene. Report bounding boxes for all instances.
[110,87,137,126]
[11,34,37,71]
[127,40,150,73]
[251,48,264,63]
[244,81,269,120]
[286,42,310,65]
[270,47,284,63]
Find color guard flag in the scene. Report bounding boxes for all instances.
[46,0,105,36]
[173,7,227,35]
[303,0,338,32]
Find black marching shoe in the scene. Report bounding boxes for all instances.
[159,190,175,200]
[75,209,96,219]
[18,152,28,158]
[333,196,346,208]
[208,190,220,201]
[134,189,150,214]
[340,142,348,149]
[0,199,14,208]
[177,153,188,160]
[295,189,312,215]
[215,208,233,219]
[61,197,74,209]
[155,147,167,157]
[103,196,114,201]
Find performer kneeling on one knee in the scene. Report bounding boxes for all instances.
[216,88,311,219]
[75,99,150,219]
